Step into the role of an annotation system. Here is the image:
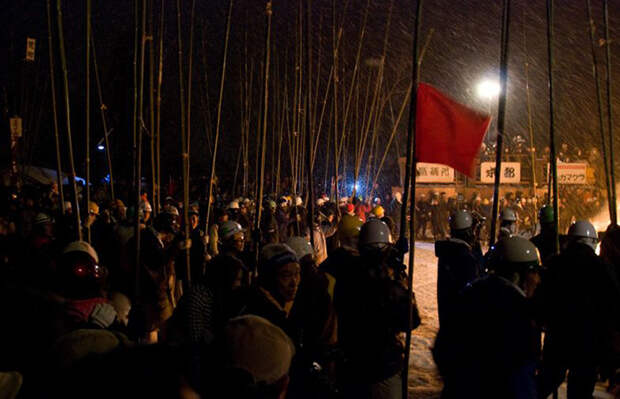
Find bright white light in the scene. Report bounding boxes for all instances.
[477,79,501,100]
[97,145,105,151]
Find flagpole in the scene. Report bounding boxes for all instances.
[604,0,617,225]
[401,0,422,396]
[547,0,560,255]
[488,0,511,247]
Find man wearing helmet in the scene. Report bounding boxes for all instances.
[435,209,484,327]
[334,219,420,398]
[530,204,556,265]
[498,207,519,240]
[536,220,620,398]
[433,236,542,398]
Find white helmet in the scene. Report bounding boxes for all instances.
[63,240,99,264]
[359,219,393,248]
[450,210,473,231]
[220,221,244,240]
[500,208,517,222]
[568,220,597,239]
[228,201,240,210]
[295,196,303,206]
[487,236,540,275]
[286,236,313,260]
[316,198,326,207]
[393,191,402,202]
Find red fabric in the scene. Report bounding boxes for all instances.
[415,83,491,177]
[64,297,108,324]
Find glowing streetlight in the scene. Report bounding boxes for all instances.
[477,79,501,101]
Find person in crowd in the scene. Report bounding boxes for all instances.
[216,315,296,399]
[337,204,363,251]
[128,209,182,343]
[434,236,542,398]
[430,192,445,240]
[335,218,420,399]
[530,204,556,265]
[536,220,620,398]
[416,193,430,239]
[435,209,483,327]
[387,191,402,236]
[208,208,228,257]
[276,197,290,243]
[498,207,518,239]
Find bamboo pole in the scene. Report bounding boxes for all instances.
[132,0,139,195]
[155,0,165,213]
[205,0,234,233]
[176,0,191,287]
[85,0,92,243]
[46,0,65,214]
[134,0,147,300]
[306,0,315,246]
[547,0,560,254]
[255,0,273,269]
[148,0,156,215]
[91,35,115,201]
[56,0,83,240]
[586,0,614,226]
[401,0,423,394]
[522,10,537,196]
[370,84,412,201]
[489,0,511,247]
[604,0,617,225]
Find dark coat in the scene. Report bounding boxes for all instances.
[435,238,482,327]
[433,275,539,399]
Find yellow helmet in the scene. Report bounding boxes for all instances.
[88,201,100,216]
[371,205,385,218]
[338,214,363,239]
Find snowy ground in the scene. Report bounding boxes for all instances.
[404,241,614,399]
[406,242,443,398]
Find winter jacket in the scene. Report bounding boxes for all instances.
[433,275,539,399]
[334,253,420,382]
[536,242,620,363]
[435,238,482,327]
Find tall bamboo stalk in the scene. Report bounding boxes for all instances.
[489,0,511,247]
[547,0,560,254]
[305,0,314,244]
[604,0,616,225]
[205,0,233,232]
[132,0,139,194]
[148,0,156,215]
[56,0,82,240]
[176,0,191,286]
[522,9,536,196]
[85,0,92,242]
[155,0,165,212]
[134,0,147,300]
[46,0,65,213]
[586,0,613,226]
[92,35,115,201]
[401,0,423,394]
[255,0,273,269]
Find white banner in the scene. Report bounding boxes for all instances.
[480,162,521,183]
[26,38,36,61]
[552,162,588,185]
[416,162,455,183]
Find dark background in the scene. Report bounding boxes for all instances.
[1,0,618,193]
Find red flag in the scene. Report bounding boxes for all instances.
[415,83,491,177]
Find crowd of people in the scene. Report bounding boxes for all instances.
[414,186,606,241]
[0,178,619,398]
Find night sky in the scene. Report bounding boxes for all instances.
[1,0,618,192]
